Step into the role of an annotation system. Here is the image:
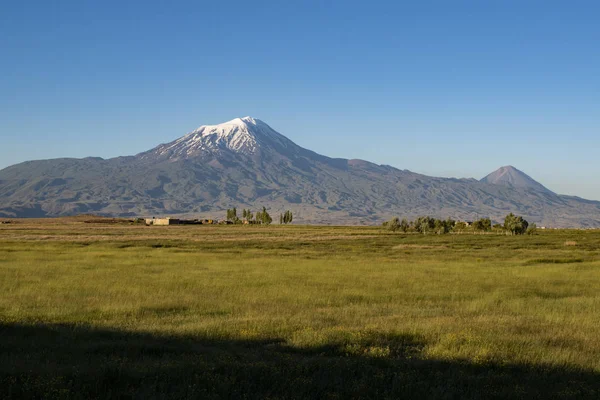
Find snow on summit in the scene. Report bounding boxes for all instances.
[143,116,292,160]
[184,116,260,154]
[192,116,258,133]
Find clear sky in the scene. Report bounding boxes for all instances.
[1,1,599,199]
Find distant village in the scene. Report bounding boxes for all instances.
[145,207,293,226]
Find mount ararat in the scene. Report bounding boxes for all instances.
[1,117,598,227]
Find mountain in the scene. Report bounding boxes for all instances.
[481,166,553,193]
[1,117,599,227]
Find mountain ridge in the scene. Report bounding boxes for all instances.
[1,117,599,227]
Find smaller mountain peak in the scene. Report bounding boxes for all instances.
[494,165,518,178]
[481,165,553,193]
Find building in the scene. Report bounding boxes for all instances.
[146,217,181,226]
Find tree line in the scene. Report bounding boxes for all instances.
[280,210,293,224]
[383,213,536,235]
[226,207,293,225]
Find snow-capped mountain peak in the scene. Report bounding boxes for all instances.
[192,116,257,133]
[142,116,294,160]
[184,117,260,154]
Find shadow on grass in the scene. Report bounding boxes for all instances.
[1,323,598,399]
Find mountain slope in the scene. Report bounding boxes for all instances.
[1,117,599,227]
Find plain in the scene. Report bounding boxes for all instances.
[1,219,599,399]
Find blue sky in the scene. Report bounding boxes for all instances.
[1,1,599,198]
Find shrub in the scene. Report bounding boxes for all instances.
[526,223,537,235]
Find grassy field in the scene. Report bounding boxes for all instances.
[1,218,600,399]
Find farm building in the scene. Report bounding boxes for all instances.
[145,217,181,226]
[145,217,215,225]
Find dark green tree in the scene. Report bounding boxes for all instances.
[473,218,492,232]
[281,210,293,224]
[434,219,445,234]
[504,213,529,235]
[446,218,456,230]
[433,218,454,234]
[399,218,410,233]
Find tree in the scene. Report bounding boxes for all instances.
[384,216,454,235]
[504,213,529,235]
[285,210,293,224]
[473,218,492,232]
[433,218,454,234]
[414,216,435,234]
[226,208,241,224]
[399,218,410,233]
[257,207,272,225]
[226,208,236,221]
[482,218,492,231]
[454,221,468,232]
[264,209,272,225]
[433,219,446,234]
[385,217,401,232]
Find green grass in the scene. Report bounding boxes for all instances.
[1,222,600,398]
